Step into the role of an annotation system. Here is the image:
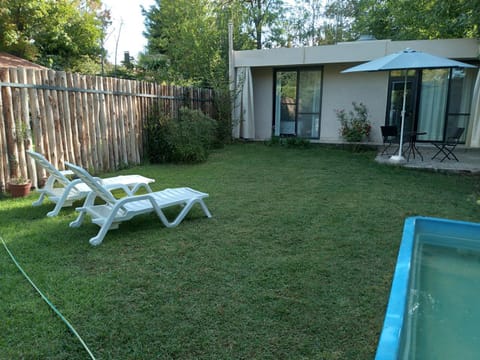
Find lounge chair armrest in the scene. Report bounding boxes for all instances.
[59,170,74,176]
[130,182,153,194]
[80,190,99,208]
[44,173,68,189]
[115,193,153,205]
[44,174,57,189]
[69,177,90,192]
[103,183,135,196]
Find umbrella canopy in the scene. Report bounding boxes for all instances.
[342,48,476,163]
[342,48,476,73]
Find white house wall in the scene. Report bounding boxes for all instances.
[321,64,389,144]
[234,38,479,145]
[251,68,274,140]
[247,64,389,143]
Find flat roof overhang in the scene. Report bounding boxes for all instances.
[233,38,480,68]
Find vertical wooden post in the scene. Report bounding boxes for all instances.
[9,68,29,180]
[27,69,45,186]
[67,73,79,165]
[1,68,19,179]
[47,69,63,168]
[17,68,35,185]
[97,76,109,170]
[79,75,92,169]
[0,69,11,189]
[85,75,99,171]
[40,70,57,168]
[57,71,74,164]
[117,78,128,166]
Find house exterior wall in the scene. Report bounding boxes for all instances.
[248,64,390,143]
[233,38,479,145]
[251,68,274,139]
[321,64,389,144]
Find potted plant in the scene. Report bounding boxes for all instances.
[8,176,31,198]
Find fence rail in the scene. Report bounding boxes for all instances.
[0,67,215,192]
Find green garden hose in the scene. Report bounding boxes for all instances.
[1,236,96,360]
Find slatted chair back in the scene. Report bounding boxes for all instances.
[27,150,71,186]
[64,162,118,205]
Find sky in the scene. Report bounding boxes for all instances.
[102,0,156,64]
[100,0,328,64]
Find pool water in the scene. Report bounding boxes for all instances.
[400,236,480,359]
[375,217,480,360]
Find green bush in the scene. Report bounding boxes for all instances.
[145,112,171,163]
[285,137,311,148]
[146,107,218,163]
[336,102,371,142]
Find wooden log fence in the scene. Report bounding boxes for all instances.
[0,67,215,192]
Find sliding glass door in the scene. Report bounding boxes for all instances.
[275,71,297,136]
[274,68,322,139]
[444,68,476,142]
[416,69,449,141]
[386,67,476,143]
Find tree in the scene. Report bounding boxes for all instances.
[293,0,327,46]
[142,0,223,86]
[282,0,340,46]
[0,0,106,73]
[141,0,289,86]
[0,0,46,60]
[241,0,286,49]
[324,0,357,42]
[327,0,480,41]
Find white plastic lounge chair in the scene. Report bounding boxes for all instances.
[65,162,212,246]
[27,150,155,217]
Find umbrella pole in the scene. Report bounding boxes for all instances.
[390,72,407,163]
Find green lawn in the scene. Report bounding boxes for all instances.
[1,143,479,359]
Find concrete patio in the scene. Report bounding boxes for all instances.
[375,145,480,174]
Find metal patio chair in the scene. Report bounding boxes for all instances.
[380,125,400,155]
[431,127,465,162]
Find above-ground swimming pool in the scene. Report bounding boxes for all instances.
[375,216,480,360]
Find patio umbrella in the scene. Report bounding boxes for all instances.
[342,48,476,162]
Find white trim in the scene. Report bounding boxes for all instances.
[233,39,479,68]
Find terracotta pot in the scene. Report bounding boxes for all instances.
[8,181,31,198]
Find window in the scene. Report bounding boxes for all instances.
[445,68,476,142]
[274,68,323,139]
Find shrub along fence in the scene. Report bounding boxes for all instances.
[0,67,215,192]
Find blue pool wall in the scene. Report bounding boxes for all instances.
[374,216,480,360]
